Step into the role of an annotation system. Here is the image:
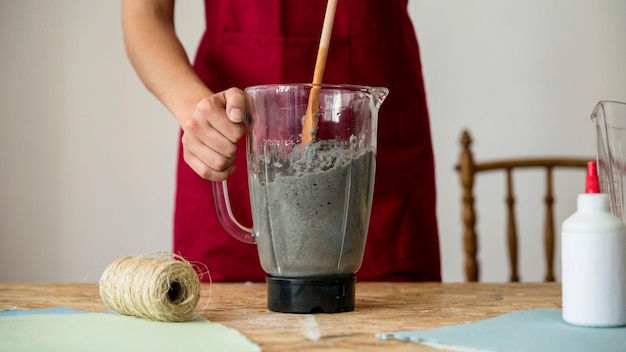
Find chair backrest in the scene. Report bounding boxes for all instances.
[456,129,590,282]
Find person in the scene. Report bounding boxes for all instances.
[121,0,441,282]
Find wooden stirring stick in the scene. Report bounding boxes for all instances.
[301,0,338,148]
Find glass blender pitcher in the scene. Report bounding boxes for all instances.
[213,84,388,313]
[592,100,626,221]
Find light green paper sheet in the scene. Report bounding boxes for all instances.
[0,310,261,352]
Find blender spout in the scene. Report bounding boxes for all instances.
[369,87,389,109]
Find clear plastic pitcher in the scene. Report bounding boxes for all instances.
[592,100,626,221]
[213,84,388,313]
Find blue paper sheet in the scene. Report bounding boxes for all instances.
[378,308,626,352]
[0,308,98,316]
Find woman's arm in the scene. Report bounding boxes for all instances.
[122,0,245,181]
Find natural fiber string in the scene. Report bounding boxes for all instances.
[99,252,209,322]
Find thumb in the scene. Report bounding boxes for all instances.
[223,87,246,123]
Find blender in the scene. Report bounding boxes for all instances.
[213,83,388,313]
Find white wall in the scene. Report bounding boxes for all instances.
[1,1,624,282]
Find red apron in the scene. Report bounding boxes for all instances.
[174,0,441,282]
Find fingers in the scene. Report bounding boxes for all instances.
[182,143,236,182]
[181,88,246,181]
[181,122,236,181]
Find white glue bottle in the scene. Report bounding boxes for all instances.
[561,161,626,327]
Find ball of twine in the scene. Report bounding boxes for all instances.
[99,253,203,322]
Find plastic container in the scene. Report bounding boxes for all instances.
[561,161,626,327]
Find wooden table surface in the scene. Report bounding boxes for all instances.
[0,282,561,351]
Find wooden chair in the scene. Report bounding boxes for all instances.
[456,129,590,282]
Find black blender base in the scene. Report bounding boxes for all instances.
[266,275,356,313]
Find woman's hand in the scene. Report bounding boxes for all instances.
[122,0,246,181]
[181,88,246,181]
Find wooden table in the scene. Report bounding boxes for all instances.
[0,282,561,351]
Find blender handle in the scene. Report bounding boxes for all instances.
[212,180,256,244]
